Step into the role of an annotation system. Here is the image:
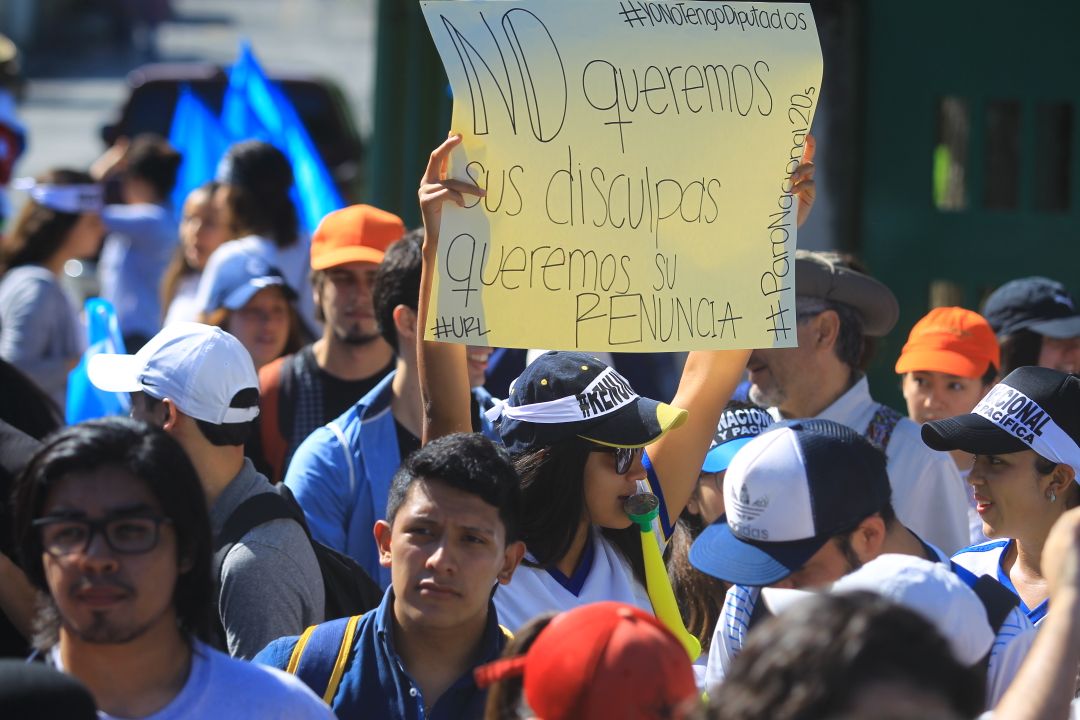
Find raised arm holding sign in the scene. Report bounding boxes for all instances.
[418,0,822,640]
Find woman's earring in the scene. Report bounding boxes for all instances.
[1049,489,1058,504]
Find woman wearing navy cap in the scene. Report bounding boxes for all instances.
[923,366,1080,625]
[415,134,815,638]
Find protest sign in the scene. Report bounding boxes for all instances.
[421,0,822,350]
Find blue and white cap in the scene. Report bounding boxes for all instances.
[701,403,774,473]
[201,251,297,314]
[689,419,892,587]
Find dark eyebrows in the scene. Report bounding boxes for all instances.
[40,502,159,520]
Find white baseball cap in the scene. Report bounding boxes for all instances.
[88,322,260,425]
[762,554,995,667]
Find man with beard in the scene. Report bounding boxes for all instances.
[256,204,405,482]
[11,417,332,719]
[744,250,968,554]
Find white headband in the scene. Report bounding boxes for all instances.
[973,384,1080,473]
[12,177,103,214]
[485,366,639,425]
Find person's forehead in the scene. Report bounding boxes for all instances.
[43,466,161,515]
[326,261,378,277]
[981,448,1037,464]
[910,369,976,382]
[398,479,502,530]
[244,286,289,307]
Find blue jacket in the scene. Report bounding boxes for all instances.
[254,588,507,720]
[283,370,496,587]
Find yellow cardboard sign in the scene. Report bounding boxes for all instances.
[421,0,822,350]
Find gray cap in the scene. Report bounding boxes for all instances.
[795,250,899,337]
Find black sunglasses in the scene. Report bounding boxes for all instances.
[588,445,642,474]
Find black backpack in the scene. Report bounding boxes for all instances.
[212,484,383,644]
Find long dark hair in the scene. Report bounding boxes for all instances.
[218,141,297,249]
[667,511,727,653]
[160,181,221,321]
[12,417,214,643]
[998,329,1043,376]
[482,612,556,720]
[1,169,93,274]
[513,438,646,587]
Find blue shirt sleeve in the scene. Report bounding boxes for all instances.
[252,634,300,671]
[284,426,352,553]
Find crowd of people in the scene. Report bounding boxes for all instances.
[2,124,1080,720]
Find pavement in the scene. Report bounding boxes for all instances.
[16,0,376,178]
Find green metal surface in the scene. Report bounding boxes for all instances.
[860,3,1080,407]
[367,0,452,228]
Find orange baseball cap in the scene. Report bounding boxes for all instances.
[309,204,405,270]
[895,306,1000,379]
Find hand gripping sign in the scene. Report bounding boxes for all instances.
[421,0,823,351]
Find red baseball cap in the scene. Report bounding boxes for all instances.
[895,306,1000,379]
[474,602,698,720]
[310,204,405,270]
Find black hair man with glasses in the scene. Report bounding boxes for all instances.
[11,417,334,720]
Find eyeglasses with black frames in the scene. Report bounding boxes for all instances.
[32,515,173,558]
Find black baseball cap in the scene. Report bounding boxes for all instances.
[922,366,1080,473]
[0,660,97,718]
[982,277,1080,339]
[689,419,892,587]
[487,351,687,455]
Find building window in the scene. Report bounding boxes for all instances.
[983,100,1021,210]
[933,97,969,211]
[1033,103,1073,212]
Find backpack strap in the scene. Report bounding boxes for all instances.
[285,614,364,705]
[950,562,1020,633]
[211,492,301,649]
[258,355,288,484]
[864,404,903,453]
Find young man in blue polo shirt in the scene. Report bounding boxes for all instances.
[255,433,525,719]
[283,232,496,587]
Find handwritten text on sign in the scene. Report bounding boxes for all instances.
[421,0,822,351]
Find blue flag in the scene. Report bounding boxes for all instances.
[222,42,345,233]
[168,85,232,218]
[66,299,131,424]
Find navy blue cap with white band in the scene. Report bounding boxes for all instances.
[922,366,1080,476]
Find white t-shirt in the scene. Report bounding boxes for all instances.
[495,526,652,632]
[163,274,202,327]
[706,542,1036,709]
[953,539,1048,626]
[53,640,333,719]
[494,456,673,632]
